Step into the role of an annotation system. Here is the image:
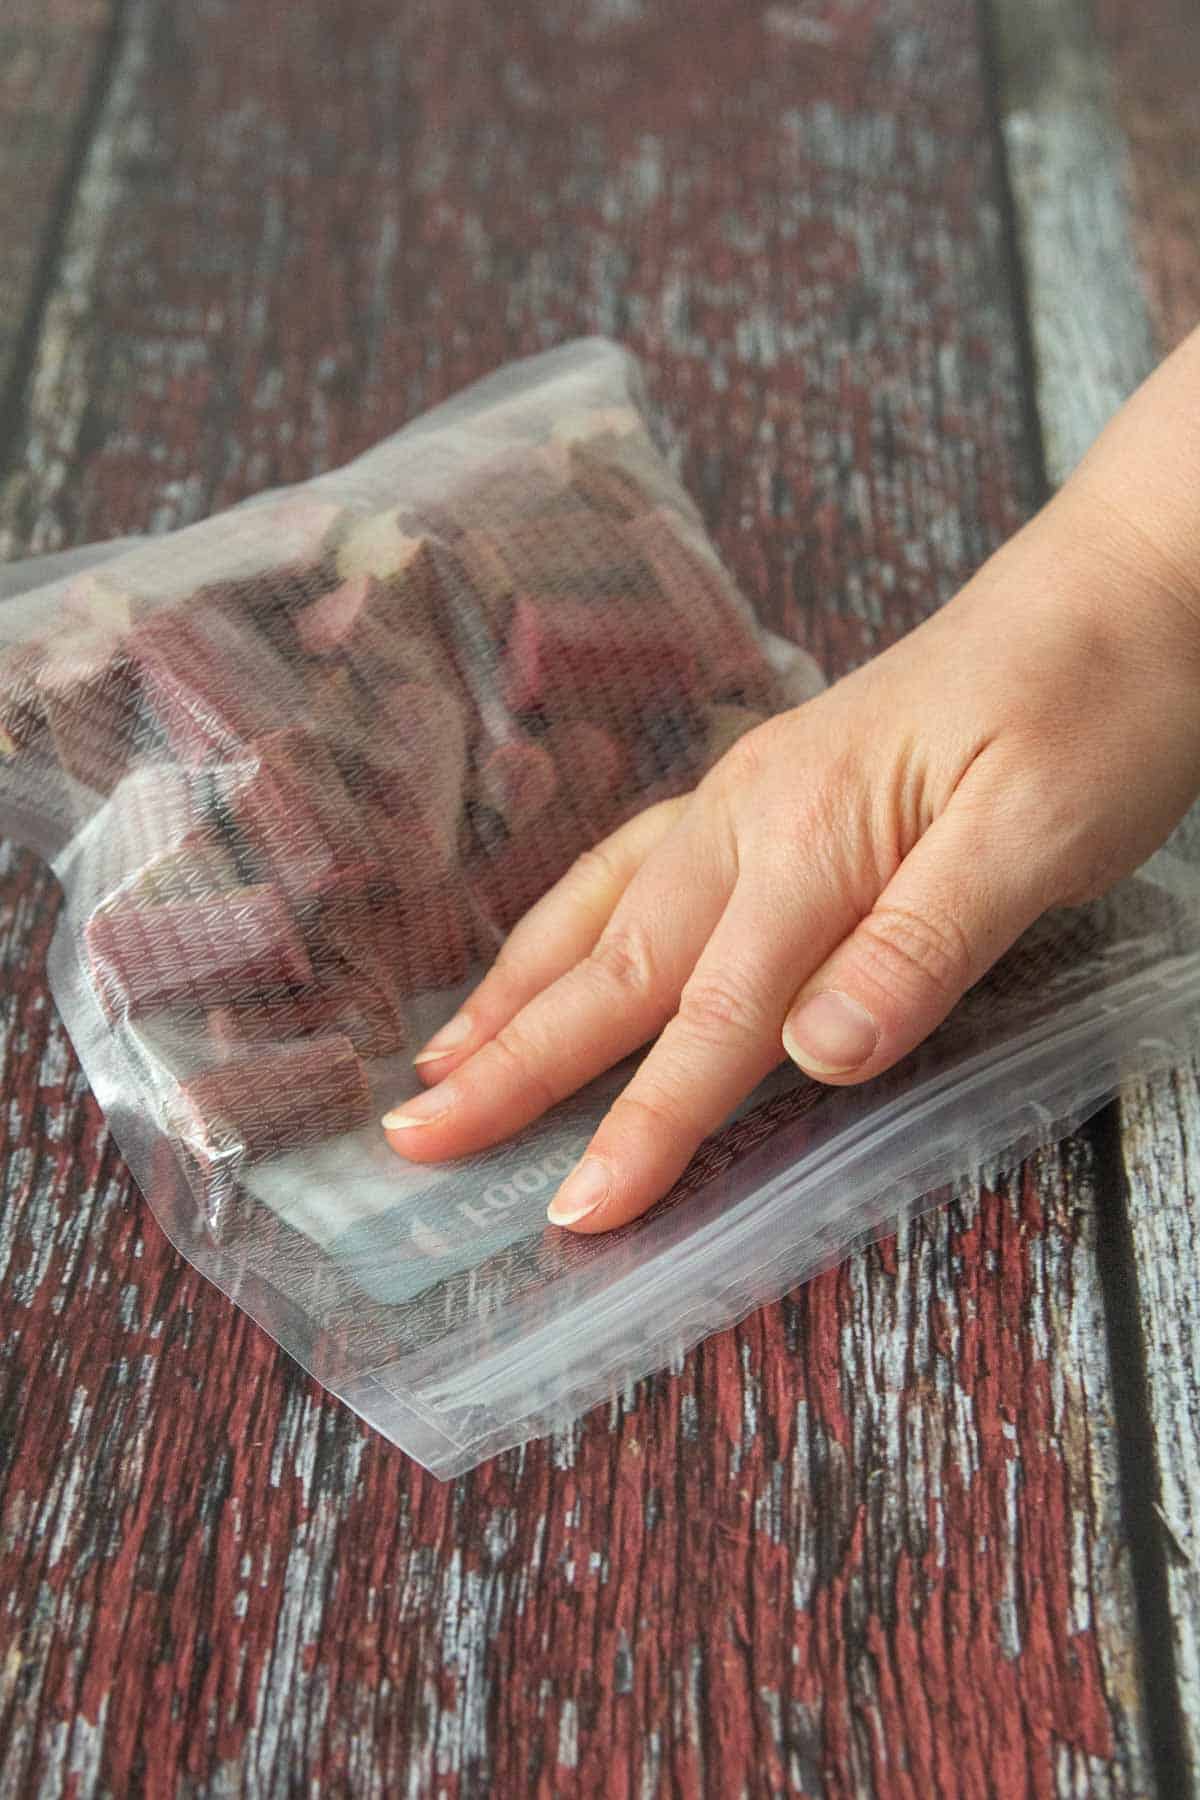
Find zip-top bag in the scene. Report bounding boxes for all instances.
[2,339,1197,1475]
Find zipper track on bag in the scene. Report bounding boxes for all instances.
[396,954,1200,1425]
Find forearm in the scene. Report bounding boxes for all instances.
[927,318,1200,712]
[1060,321,1200,639]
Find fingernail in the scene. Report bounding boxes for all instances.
[413,1013,473,1065]
[783,991,879,1074]
[547,1157,610,1226]
[381,1083,457,1130]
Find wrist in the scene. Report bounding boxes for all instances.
[978,474,1200,693]
[1060,321,1200,656]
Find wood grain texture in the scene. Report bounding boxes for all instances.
[998,0,1200,1779]
[987,0,1157,486]
[1117,1067,1200,1787]
[0,0,1157,1791]
[1096,0,1200,352]
[0,0,117,442]
[1093,0,1200,1782]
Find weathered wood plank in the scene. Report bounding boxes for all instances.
[995,0,1200,1782]
[1097,0,1200,1780]
[1117,1068,1200,1777]
[987,0,1157,486]
[0,0,1155,1792]
[1097,0,1200,352]
[0,1,117,453]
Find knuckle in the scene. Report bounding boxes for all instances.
[702,719,774,799]
[858,901,973,1002]
[808,752,868,846]
[484,1026,561,1114]
[588,920,658,1001]
[677,972,762,1043]
[565,842,621,896]
[609,1086,694,1144]
[492,929,533,978]
[719,727,767,784]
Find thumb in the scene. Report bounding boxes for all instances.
[781,795,1050,1084]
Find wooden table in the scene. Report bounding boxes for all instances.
[1,0,1197,1793]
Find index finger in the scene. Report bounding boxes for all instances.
[410,796,688,1081]
[382,815,730,1160]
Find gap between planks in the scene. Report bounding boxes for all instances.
[0,0,130,491]
[989,0,1200,1787]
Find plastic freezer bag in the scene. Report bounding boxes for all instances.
[2,337,1199,1478]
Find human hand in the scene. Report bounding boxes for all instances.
[384,326,1200,1232]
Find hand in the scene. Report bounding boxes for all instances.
[384,326,1200,1232]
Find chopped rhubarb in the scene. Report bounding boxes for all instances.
[131,605,299,762]
[309,873,475,993]
[477,737,558,833]
[626,510,779,708]
[543,719,629,810]
[207,960,407,1060]
[173,1033,371,1168]
[86,882,313,1020]
[501,594,698,720]
[38,629,140,792]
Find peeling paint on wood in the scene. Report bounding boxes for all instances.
[1000,0,1200,1782]
[1096,0,1200,352]
[0,1,115,421]
[1119,1068,1200,1787]
[988,0,1157,485]
[1092,0,1200,1785]
[0,0,1164,1792]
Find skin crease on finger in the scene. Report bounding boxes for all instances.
[385,324,1200,1234]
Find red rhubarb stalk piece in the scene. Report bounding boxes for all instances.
[450,508,648,629]
[297,556,462,701]
[329,521,463,687]
[625,510,779,708]
[500,594,698,720]
[310,875,475,994]
[466,783,627,939]
[173,1033,371,1168]
[208,960,408,1060]
[542,719,629,812]
[477,737,558,833]
[348,682,469,880]
[131,605,300,762]
[92,764,221,904]
[294,573,378,658]
[86,882,313,1020]
[125,833,241,907]
[38,629,140,794]
[222,728,361,892]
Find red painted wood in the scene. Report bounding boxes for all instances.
[1096,0,1200,351]
[0,0,1152,1791]
[0,1,114,407]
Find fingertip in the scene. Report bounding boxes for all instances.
[546,1155,611,1227]
[382,1082,463,1161]
[545,1147,660,1234]
[413,1009,475,1065]
[782,990,880,1080]
[411,1046,471,1085]
[383,1121,456,1162]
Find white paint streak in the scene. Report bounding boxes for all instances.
[992,0,1157,485]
